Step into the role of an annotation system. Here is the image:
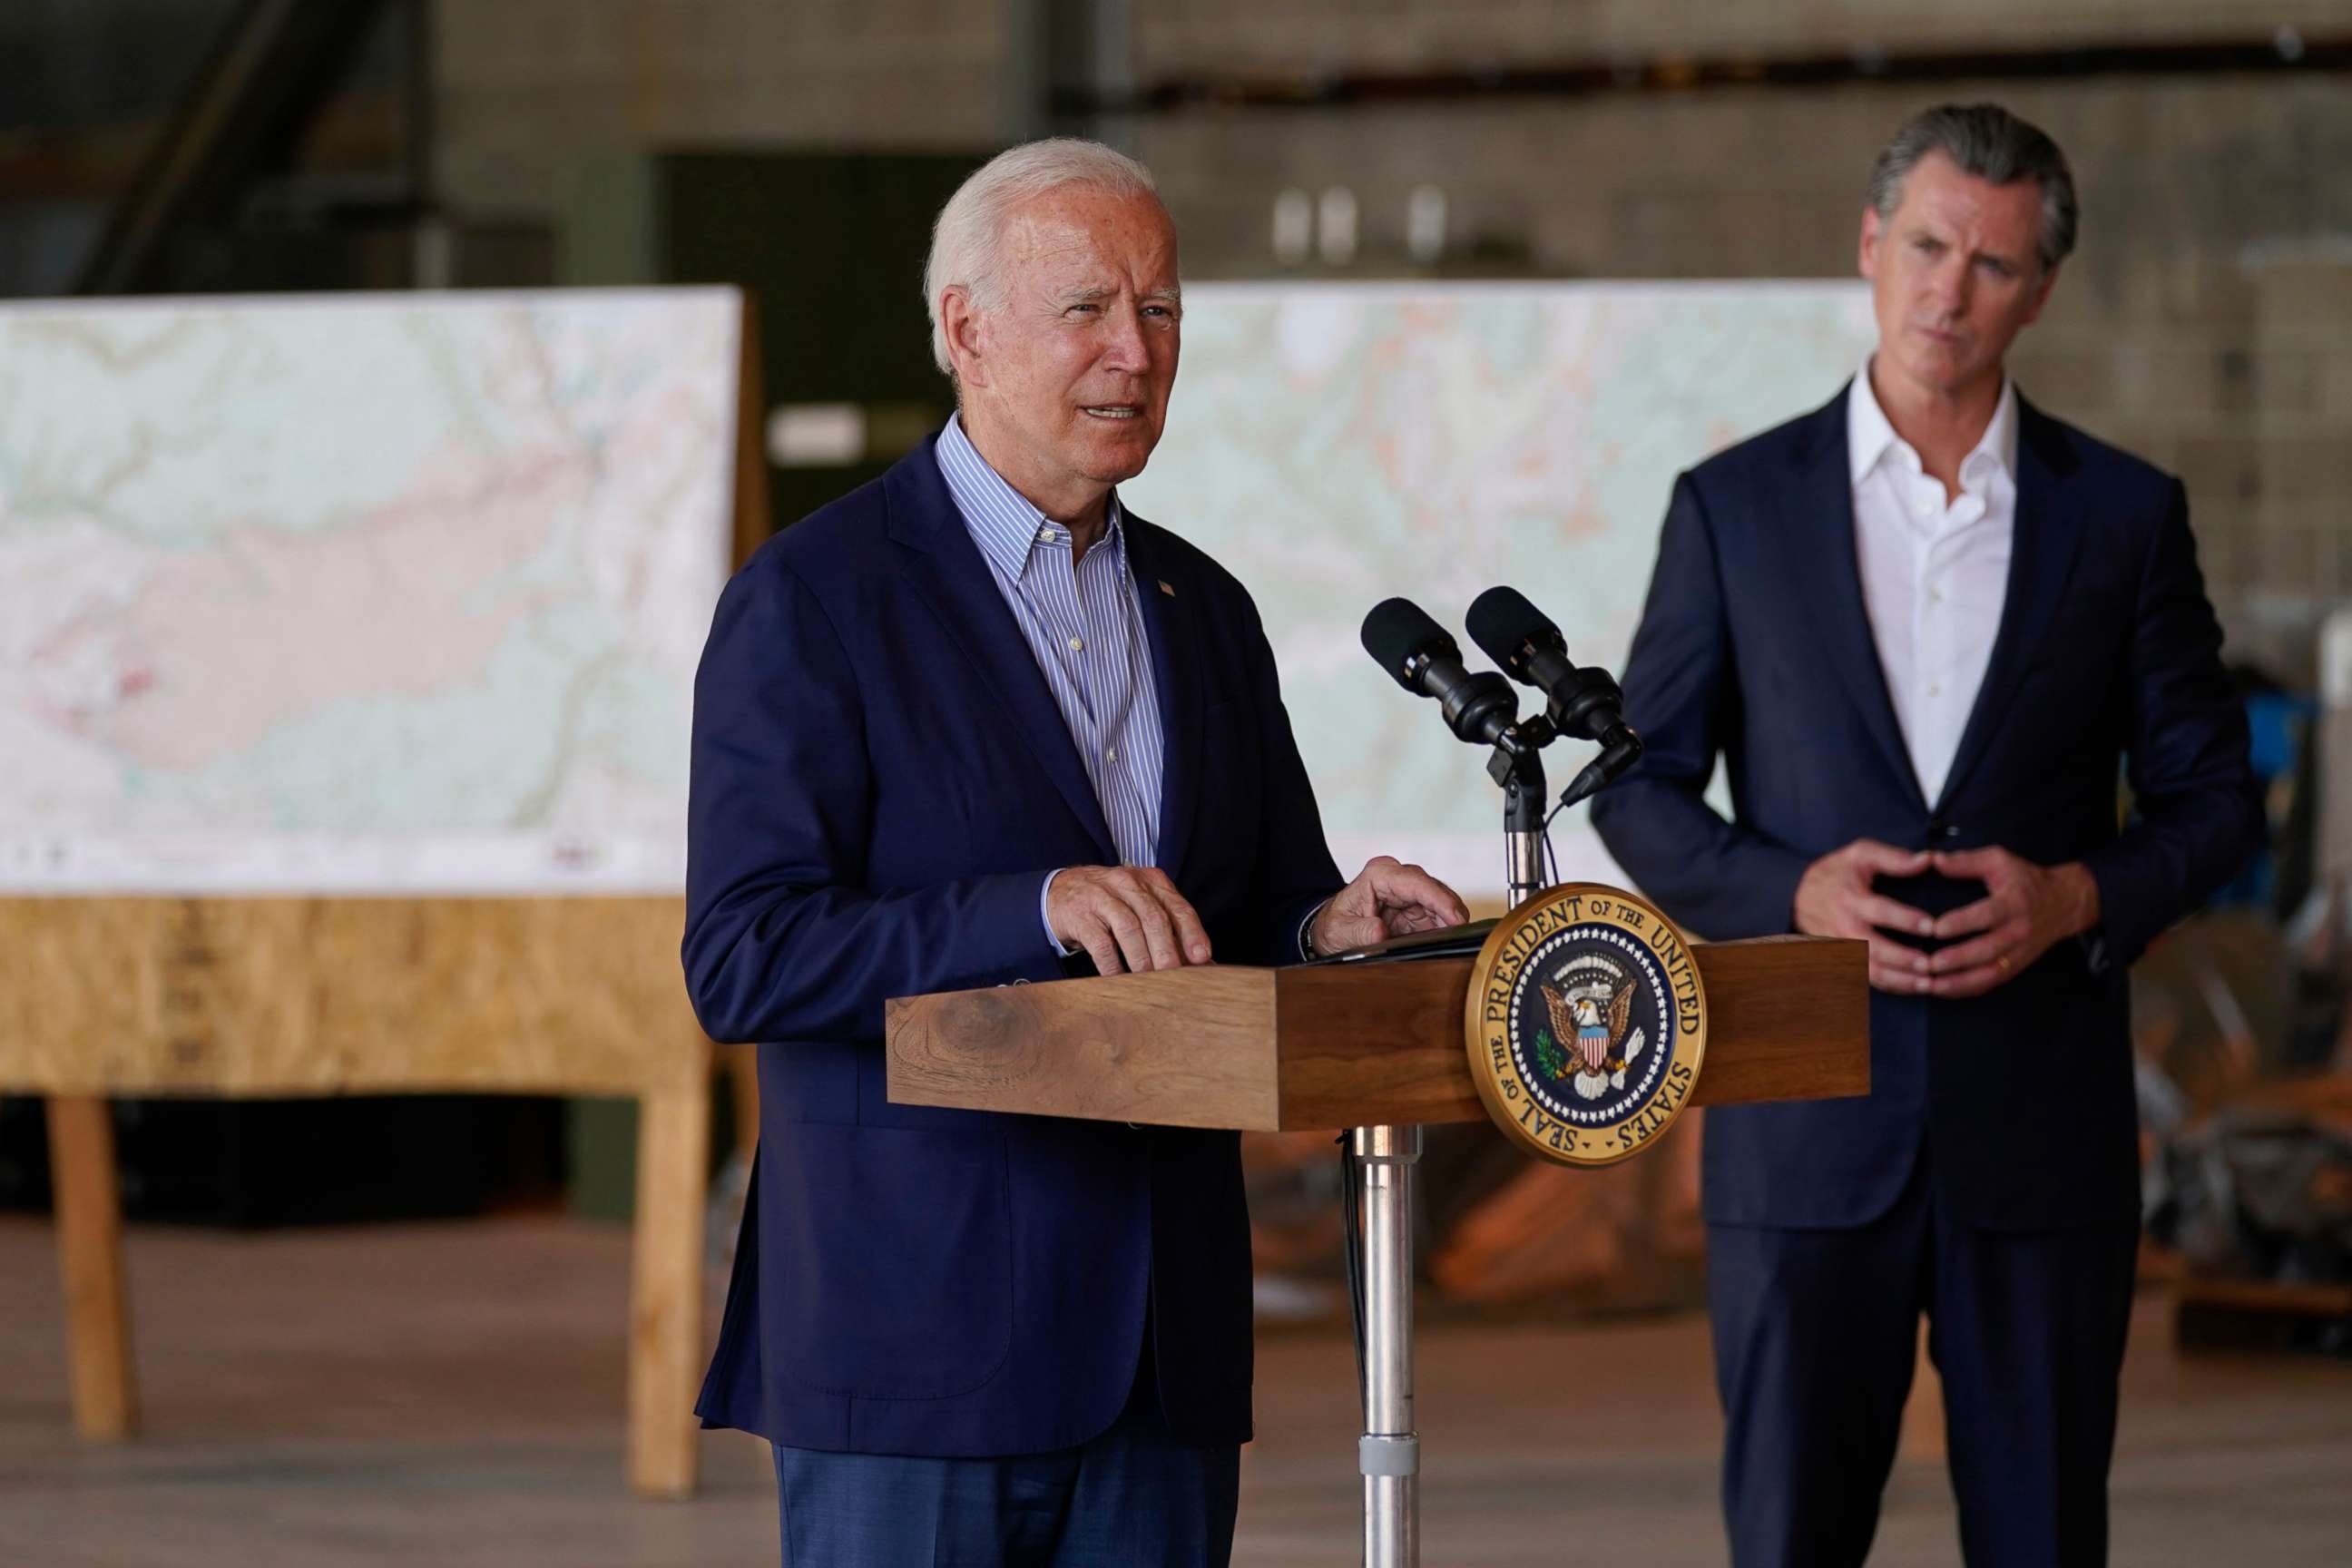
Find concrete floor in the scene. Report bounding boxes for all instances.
[0,1216,2347,1566]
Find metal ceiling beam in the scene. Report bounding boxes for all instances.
[1061,33,2352,117]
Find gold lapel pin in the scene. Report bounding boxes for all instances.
[1159,580,1175,596]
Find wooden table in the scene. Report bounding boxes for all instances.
[0,896,713,1499]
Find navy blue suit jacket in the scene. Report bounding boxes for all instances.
[1589,387,2260,1232]
[682,437,1343,1455]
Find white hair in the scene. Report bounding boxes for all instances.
[923,138,1162,377]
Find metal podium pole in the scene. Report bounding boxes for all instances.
[1505,825,1545,906]
[1353,1123,1422,1568]
[1348,726,1546,1564]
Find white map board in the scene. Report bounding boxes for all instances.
[1121,281,1877,901]
[0,289,740,893]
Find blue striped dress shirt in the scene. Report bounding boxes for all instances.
[934,417,1165,952]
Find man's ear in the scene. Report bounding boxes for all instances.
[1857,206,1883,284]
[941,288,992,392]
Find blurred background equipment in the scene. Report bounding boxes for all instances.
[2138,605,2352,1356]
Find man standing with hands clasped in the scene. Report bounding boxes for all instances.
[682,138,1465,1567]
[1591,104,2260,1566]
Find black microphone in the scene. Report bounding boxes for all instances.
[1555,736,1642,810]
[1465,585,1643,803]
[1360,597,1523,749]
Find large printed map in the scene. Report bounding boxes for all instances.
[0,289,739,892]
[1122,282,1876,900]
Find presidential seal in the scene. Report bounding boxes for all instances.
[1464,883,1709,1168]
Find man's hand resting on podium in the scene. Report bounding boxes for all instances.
[1045,865,1215,975]
[1044,857,1467,974]
[1308,856,1470,956]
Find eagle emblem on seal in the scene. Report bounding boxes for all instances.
[1537,954,1648,1102]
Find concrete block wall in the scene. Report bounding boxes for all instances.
[2251,252,2352,602]
[432,0,1006,220]
[1132,0,2349,73]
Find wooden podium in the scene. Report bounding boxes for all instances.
[887,929,1868,1566]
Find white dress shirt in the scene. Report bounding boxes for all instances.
[1847,358,2019,807]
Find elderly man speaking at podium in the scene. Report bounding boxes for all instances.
[682,139,1464,1567]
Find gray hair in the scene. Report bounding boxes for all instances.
[923,138,1162,377]
[1867,103,2079,273]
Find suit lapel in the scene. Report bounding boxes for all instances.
[1122,517,1204,877]
[1787,390,1928,813]
[886,445,1118,863]
[1933,398,2085,810]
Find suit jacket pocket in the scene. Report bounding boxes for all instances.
[765,1122,1014,1400]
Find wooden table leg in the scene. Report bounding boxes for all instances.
[723,1043,760,1163]
[45,1094,139,1441]
[628,1073,710,1499]
[1900,1321,1945,1462]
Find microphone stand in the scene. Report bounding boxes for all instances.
[1354,601,1644,1566]
[1486,715,1556,909]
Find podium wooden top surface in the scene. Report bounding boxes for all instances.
[886,935,1867,1132]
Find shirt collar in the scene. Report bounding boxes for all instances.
[935,415,1126,582]
[1847,356,2019,490]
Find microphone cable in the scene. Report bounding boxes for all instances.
[1338,1132,1368,1416]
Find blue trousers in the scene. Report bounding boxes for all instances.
[1708,1152,2139,1568]
[769,1387,1240,1567]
